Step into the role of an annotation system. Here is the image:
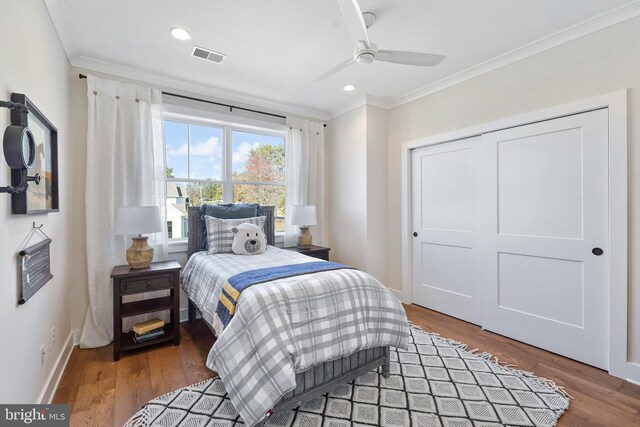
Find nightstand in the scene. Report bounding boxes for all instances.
[111,260,181,361]
[284,245,330,261]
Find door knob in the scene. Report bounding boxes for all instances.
[592,247,603,256]
[413,232,418,237]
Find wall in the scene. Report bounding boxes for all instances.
[365,106,388,283]
[0,0,76,403]
[327,107,368,270]
[386,16,640,364]
[327,105,389,285]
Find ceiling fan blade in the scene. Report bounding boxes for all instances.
[377,50,446,66]
[337,0,370,46]
[313,58,356,82]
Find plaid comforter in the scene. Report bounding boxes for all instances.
[215,261,354,329]
[181,247,409,426]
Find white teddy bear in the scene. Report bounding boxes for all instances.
[231,222,267,255]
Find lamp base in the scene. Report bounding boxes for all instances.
[297,227,312,250]
[126,236,154,269]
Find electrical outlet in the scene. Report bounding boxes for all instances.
[40,345,45,368]
[51,326,56,348]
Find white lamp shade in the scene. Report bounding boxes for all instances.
[290,205,317,226]
[115,206,162,235]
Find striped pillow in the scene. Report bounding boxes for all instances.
[205,215,266,255]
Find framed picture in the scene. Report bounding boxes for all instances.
[10,93,59,214]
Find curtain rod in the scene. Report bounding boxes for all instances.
[78,73,327,127]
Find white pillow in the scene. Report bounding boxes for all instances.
[205,215,266,254]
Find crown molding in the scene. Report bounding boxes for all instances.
[362,95,390,111]
[388,0,640,109]
[328,95,367,119]
[329,95,390,119]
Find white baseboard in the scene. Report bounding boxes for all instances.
[38,331,75,404]
[626,362,640,385]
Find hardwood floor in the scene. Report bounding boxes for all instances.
[53,305,640,426]
[53,320,216,426]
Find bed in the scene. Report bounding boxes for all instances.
[181,205,408,426]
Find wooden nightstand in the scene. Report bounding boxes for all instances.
[111,260,181,361]
[284,245,330,261]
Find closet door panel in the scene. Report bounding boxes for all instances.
[478,109,609,369]
[411,138,481,325]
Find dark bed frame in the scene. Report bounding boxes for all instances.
[185,205,390,426]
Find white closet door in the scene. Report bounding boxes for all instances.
[477,109,609,369]
[411,137,481,325]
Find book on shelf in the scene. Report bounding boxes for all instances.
[133,329,165,343]
[135,326,163,337]
[132,318,165,335]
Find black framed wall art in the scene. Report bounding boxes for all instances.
[10,93,59,214]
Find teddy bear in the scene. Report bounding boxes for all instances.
[230,222,267,255]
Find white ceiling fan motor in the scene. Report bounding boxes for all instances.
[356,52,375,64]
[355,42,377,64]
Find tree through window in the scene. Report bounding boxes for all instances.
[232,131,285,233]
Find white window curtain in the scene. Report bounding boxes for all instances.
[284,117,326,248]
[80,76,168,348]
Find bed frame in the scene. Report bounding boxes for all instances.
[185,205,390,426]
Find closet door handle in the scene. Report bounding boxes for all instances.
[413,232,418,237]
[592,247,603,256]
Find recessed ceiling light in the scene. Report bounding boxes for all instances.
[170,27,191,41]
[343,84,356,92]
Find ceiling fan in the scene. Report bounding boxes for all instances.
[314,0,446,82]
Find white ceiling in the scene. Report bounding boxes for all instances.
[46,0,639,118]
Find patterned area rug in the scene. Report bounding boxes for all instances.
[125,324,570,426]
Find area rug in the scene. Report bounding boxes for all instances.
[124,324,570,426]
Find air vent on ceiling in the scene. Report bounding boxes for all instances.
[191,46,226,64]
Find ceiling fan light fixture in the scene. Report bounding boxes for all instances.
[170,27,192,41]
[343,84,356,92]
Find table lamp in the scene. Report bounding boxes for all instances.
[290,205,317,249]
[115,206,162,269]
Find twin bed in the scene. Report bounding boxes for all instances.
[181,205,408,426]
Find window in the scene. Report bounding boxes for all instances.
[164,115,286,240]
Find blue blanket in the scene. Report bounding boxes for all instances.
[216,262,352,329]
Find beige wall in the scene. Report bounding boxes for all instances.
[327,107,368,270]
[327,105,389,284]
[0,0,78,402]
[365,106,388,283]
[386,17,640,363]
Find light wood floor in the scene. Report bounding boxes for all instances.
[53,305,640,426]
